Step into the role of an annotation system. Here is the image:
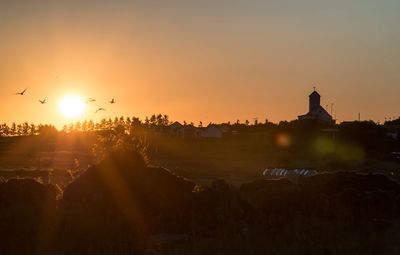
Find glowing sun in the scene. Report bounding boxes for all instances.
[59,95,86,118]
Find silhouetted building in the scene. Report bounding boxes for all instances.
[298,89,334,124]
[177,125,201,139]
[169,121,183,136]
[201,125,223,138]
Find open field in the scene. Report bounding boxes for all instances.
[1,129,399,187]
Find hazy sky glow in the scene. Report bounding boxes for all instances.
[0,0,399,127]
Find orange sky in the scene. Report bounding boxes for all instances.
[0,1,399,127]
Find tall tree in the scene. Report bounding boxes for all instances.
[100,118,107,130]
[88,120,95,131]
[156,114,163,126]
[22,122,29,136]
[16,124,23,136]
[82,120,88,132]
[163,114,169,126]
[74,121,82,132]
[150,114,157,126]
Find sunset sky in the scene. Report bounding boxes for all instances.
[0,0,399,127]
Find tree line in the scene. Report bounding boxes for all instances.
[0,113,273,137]
[1,114,399,140]
[0,114,169,137]
[0,122,57,137]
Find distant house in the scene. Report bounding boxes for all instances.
[170,121,183,130]
[177,125,201,139]
[169,121,183,136]
[201,125,223,138]
[298,89,335,124]
[220,124,231,134]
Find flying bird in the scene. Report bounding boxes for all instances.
[14,88,27,95]
[86,98,96,103]
[109,98,116,104]
[95,108,106,114]
[39,98,47,104]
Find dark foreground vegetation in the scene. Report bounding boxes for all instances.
[1,147,400,254]
[0,116,399,254]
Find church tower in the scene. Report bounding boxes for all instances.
[309,89,321,111]
[298,88,334,124]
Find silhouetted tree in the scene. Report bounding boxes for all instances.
[68,123,74,133]
[119,116,126,126]
[88,120,95,131]
[156,114,163,126]
[150,114,157,126]
[106,118,113,130]
[0,123,8,136]
[37,124,57,136]
[113,117,119,128]
[10,122,16,136]
[30,123,37,135]
[21,122,29,136]
[74,122,81,132]
[82,120,88,132]
[16,124,23,136]
[163,114,169,125]
[126,117,132,126]
[99,118,107,130]
[131,117,141,127]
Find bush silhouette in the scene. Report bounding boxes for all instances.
[58,148,195,253]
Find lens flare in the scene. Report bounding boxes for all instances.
[276,133,291,148]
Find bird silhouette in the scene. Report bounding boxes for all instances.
[39,98,47,104]
[14,88,27,95]
[109,98,116,104]
[86,98,96,103]
[95,108,106,114]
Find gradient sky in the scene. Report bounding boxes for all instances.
[0,0,399,127]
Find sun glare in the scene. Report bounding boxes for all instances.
[59,95,86,118]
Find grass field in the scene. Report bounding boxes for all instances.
[0,132,399,186]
